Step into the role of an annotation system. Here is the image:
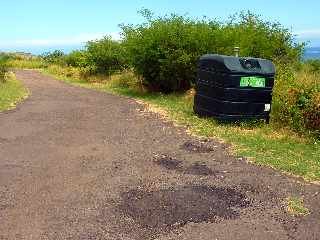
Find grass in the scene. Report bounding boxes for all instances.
[7,59,47,69]
[41,66,320,183]
[0,72,29,111]
[286,197,310,216]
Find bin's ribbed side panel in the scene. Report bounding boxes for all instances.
[194,54,275,121]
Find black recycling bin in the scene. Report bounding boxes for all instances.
[194,54,275,122]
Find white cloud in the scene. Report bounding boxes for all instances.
[295,29,320,39]
[0,32,121,48]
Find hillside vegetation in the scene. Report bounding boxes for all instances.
[0,54,9,82]
[0,54,29,111]
[9,11,317,137]
[4,10,320,180]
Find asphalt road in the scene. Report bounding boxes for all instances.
[0,70,319,240]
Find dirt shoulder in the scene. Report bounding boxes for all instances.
[0,70,319,240]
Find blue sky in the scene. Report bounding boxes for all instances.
[1,0,320,54]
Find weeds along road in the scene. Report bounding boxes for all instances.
[0,70,319,240]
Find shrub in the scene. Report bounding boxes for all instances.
[304,92,320,135]
[271,62,320,138]
[121,9,303,93]
[85,36,127,75]
[45,64,82,79]
[223,12,303,63]
[121,11,221,92]
[64,50,89,68]
[0,55,9,83]
[41,50,65,65]
[108,70,143,90]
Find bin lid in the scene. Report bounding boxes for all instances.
[199,54,275,75]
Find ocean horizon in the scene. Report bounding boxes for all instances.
[2,46,320,60]
[303,47,320,60]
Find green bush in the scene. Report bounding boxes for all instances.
[121,10,303,92]
[223,12,303,62]
[64,50,88,68]
[41,50,65,65]
[85,36,127,75]
[121,11,221,92]
[272,62,320,138]
[0,55,9,83]
[109,70,143,90]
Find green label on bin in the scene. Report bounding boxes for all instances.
[240,76,266,87]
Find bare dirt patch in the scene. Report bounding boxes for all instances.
[119,185,250,231]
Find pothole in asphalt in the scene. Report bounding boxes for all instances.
[182,141,216,153]
[154,155,182,170]
[154,155,217,176]
[119,185,250,230]
[183,162,217,176]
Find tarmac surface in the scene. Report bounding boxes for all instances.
[0,70,319,240]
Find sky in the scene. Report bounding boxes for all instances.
[1,0,320,54]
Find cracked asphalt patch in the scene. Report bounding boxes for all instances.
[154,155,183,171]
[181,140,218,153]
[154,155,217,176]
[0,70,319,240]
[183,162,217,176]
[119,185,250,231]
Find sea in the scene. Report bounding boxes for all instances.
[2,46,320,60]
[303,47,320,60]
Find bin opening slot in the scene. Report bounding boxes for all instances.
[240,59,261,70]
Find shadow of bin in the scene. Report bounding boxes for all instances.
[194,54,275,122]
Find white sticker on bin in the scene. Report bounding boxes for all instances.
[264,104,271,112]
